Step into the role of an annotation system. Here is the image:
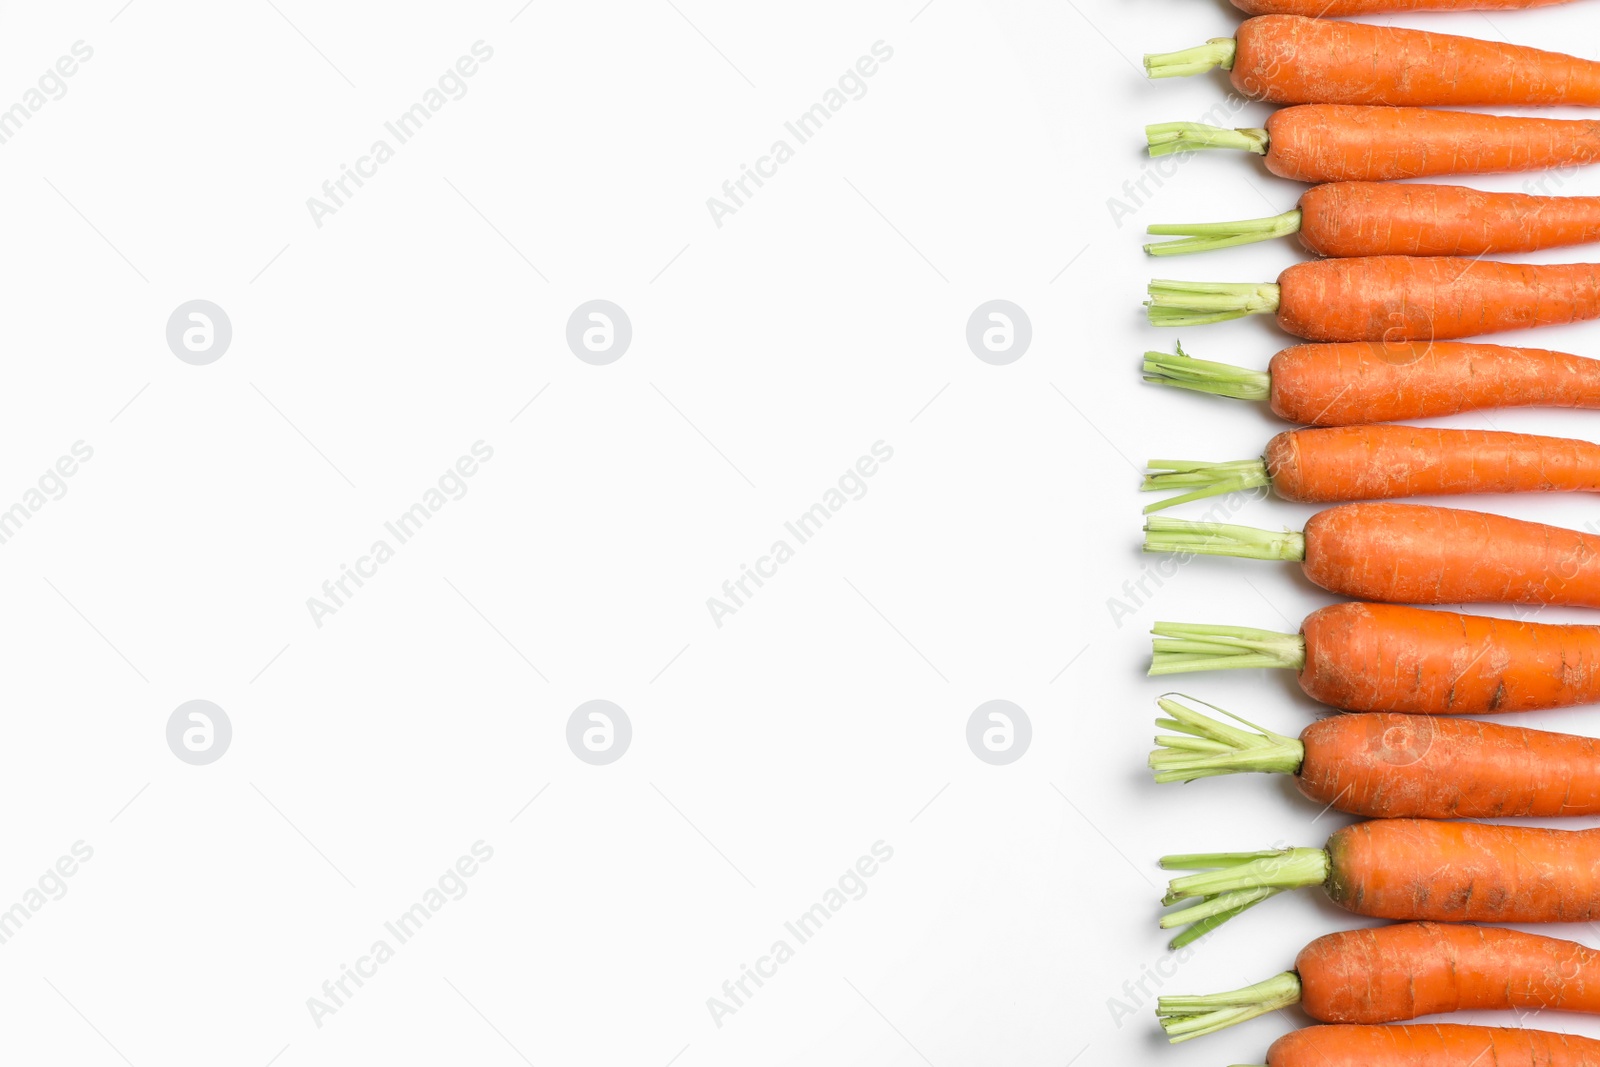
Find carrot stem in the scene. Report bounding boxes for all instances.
[1148,622,1306,675]
[1142,347,1270,400]
[1149,695,1304,783]
[1159,848,1330,943]
[1142,458,1271,512]
[1144,517,1305,561]
[1147,280,1282,327]
[1144,38,1238,79]
[1145,209,1303,256]
[1157,971,1302,1042]
[1146,121,1269,158]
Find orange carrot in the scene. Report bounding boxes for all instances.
[1150,696,1600,818]
[1149,602,1600,715]
[1251,1024,1600,1067]
[1148,106,1600,183]
[1143,341,1600,425]
[1143,425,1600,511]
[1147,256,1600,341]
[1159,923,1600,1040]
[1145,503,1600,607]
[1146,183,1600,257]
[1147,17,1600,107]
[1233,0,1577,13]
[1160,821,1600,947]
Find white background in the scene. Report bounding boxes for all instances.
[5,1,1600,1065]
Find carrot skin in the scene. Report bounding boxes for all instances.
[1265,425,1600,503]
[1267,342,1600,425]
[1327,820,1600,921]
[1269,1024,1600,1067]
[1300,503,1600,607]
[1264,106,1600,183]
[1232,16,1600,107]
[1274,257,1600,342]
[1296,923,1600,1023]
[1298,602,1600,714]
[1298,713,1600,816]
[1297,184,1600,258]
[1235,0,1575,14]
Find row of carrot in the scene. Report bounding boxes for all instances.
[1136,4,1600,1067]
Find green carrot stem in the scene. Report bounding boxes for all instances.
[1146,122,1269,158]
[1147,280,1281,327]
[1142,346,1270,401]
[1144,517,1305,562]
[1148,695,1304,783]
[1142,457,1270,513]
[1145,209,1303,256]
[1165,889,1275,950]
[1157,971,1303,1042]
[1163,847,1328,904]
[1144,38,1237,79]
[1148,622,1306,676]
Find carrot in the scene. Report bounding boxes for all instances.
[1142,341,1600,425]
[1160,820,1600,947]
[1233,0,1578,14]
[1150,695,1600,817]
[1148,106,1600,183]
[1147,16,1600,108]
[1249,1024,1600,1067]
[1143,425,1600,511]
[1145,183,1600,257]
[1158,923,1600,1040]
[1145,503,1600,607]
[1149,602,1600,715]
[1147,256,1600,340]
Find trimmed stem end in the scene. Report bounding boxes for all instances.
[1144,38,1238,79]
[1158,971,1303,1042]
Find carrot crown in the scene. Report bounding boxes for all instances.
[1142,346,1270,402]
[1146,121,1268,158]
[1145,210,1302,256]
[1144,517,1304,562]
[1144,37,1237,79]
[1149,695,1304,783]
[1157,971,1302,1043]
[1142,458,1271,512]
[1160,847,1329,948]
[1148,622,1306,675]
[1147,280,1281,327]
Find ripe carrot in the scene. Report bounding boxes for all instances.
[1232,0,1577,13]
[1251,1024,1600,1067]
[1143,425,1600,511]
[1160,820,1600,947]
[1147,256,1600,340]
[1145,503,1600,607]
[1159,923,1600,1040]
[1145,183,1600,257]
[1142,341,1600,425]
[1148,106,1600,183]
[1150,602,1600,715]
[1150,695,1600,818]
[1147,16,1600,108]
